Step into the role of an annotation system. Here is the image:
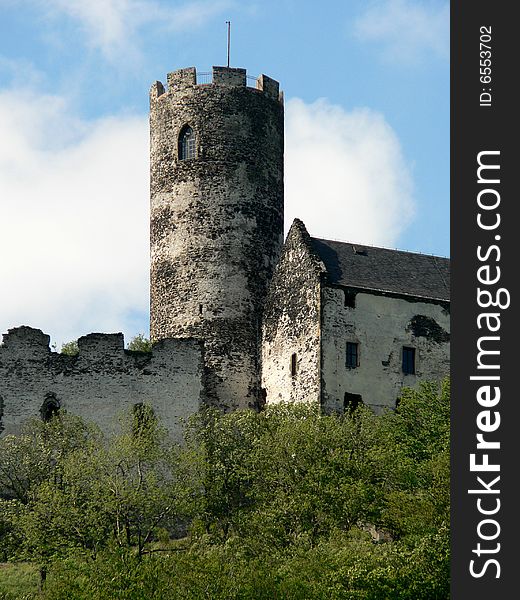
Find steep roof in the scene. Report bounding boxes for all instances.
[310,237,450,302]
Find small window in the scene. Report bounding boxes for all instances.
[179,125,196,160]
[344,289,356,308]
[290,353,297,377]
[344,392,363,414]
[346,342,359,368]
[402,347,416,374]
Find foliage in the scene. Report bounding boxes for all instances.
[0,380,450,599]
[126,334,152,353]
[0,562,39,599]
[59,341,79,356]
[0,414,100,504]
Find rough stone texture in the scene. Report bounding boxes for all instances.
[261,220,324,405]
[0,326,203,441]
[150,66,284,411]
[320,288,450,413]
[262,220,450,412]
[0,65,451,437]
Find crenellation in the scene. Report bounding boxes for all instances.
[1,326,50,353]
[2,63,450,440]
[149,80,165,100]
[166,67,197,91]
[0,327,204,439]
[257,74,279,100]
[77,332,125,358]
[150,64,284,410]
[212,66,246,86]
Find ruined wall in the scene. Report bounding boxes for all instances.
[0,327,204,440]
[261,220,324,405]
[320,288,450,413]
[150,66,284,411]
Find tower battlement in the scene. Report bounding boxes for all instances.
[150,66,282,102]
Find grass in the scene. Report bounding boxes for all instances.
[0,562,39,599]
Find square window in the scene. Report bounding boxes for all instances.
[402,347,416,374]
[346,342,359,368]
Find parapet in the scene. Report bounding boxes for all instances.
[212,66,246,86]
[0,326,50,357]
[77,332,125,358]
[150,66,282,102]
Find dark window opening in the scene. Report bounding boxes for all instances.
[346,342,359,368]
[402,347,416,374]
[40,393,60,422]
[290,353,297,377]
[199,303,203,315]
[344,289,356,308]
[344,392,363,414]
[179,125,196,160]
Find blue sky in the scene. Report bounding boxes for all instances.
[0,0,449,347]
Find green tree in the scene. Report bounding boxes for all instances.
[126,334,152,352]
[60,341,79,356]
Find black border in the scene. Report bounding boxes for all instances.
[451,2,517,596]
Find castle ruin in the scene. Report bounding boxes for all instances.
[0,66,450,438]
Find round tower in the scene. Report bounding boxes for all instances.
[149,66,284,410]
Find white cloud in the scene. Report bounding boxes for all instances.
[285,97,415,245]
[0,87,149,348]
[27,0,232,60]
[354,0,449,64]
[0,88,414,347]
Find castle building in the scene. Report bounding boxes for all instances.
[0,66,450,438]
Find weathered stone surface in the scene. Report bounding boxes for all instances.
[262,220,324,405]
[262,220,450,413]
[320,288,450,413]
[0,65,450,438]
[0,327,203,441]
[150,66,284,410]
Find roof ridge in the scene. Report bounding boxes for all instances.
[311,236,450,261]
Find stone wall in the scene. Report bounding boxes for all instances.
[0,326,204,440]
[149,66,284,411]
[261,220,324,405]
[320,288,450,413]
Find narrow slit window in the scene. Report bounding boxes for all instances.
[290,353,297,377]
[179,125,196,160]
[402,347,416,374]
[346,342,359,368]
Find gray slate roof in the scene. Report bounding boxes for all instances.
[310,238,450,302]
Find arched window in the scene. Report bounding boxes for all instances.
[40,393,60,422]
[178,125,196,160]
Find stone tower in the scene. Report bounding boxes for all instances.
[149,66,284,410]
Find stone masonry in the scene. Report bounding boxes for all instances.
[0,65,450,438]
[150,66,284,411]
